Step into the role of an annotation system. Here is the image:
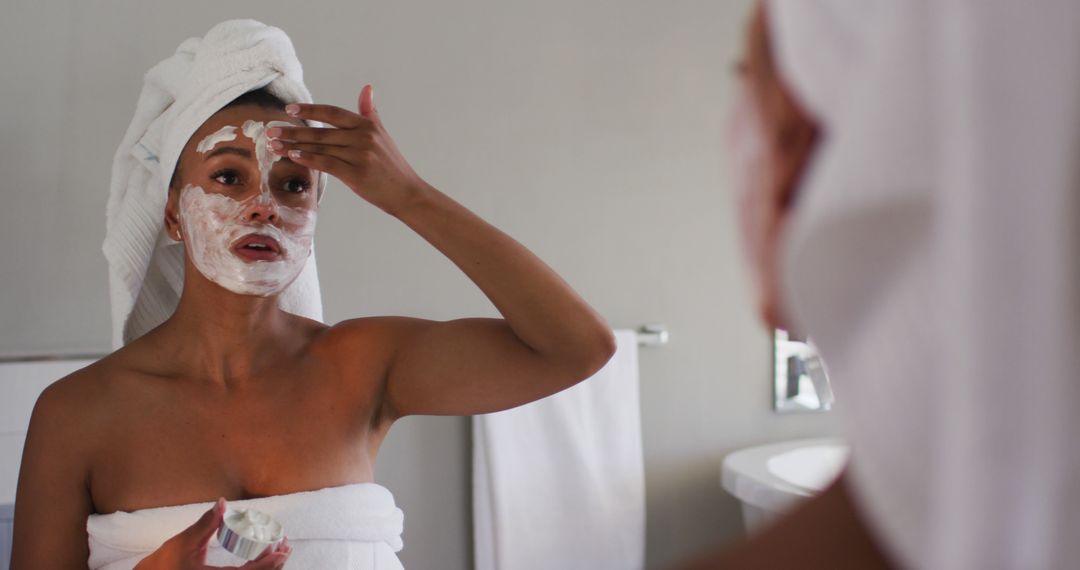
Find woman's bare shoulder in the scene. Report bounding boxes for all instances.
[33,342,170,438]
[306,317,416,398]
[13,361,113,567]
[31,356,126,439]
[47,346,137,392]
[310,316,410,359]
[38,359,105,407]
[17,359,116,496]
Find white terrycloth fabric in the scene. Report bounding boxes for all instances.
[771,0,1080,568]
[86,483,404,570]
[765,0,879,125]
[472,329,644,570]
[103,19,328,348]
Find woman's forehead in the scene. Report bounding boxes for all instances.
[189,106,301,149]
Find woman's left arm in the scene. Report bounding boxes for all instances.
[270,85,617,418]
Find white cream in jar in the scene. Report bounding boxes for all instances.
[225,508,284,542]
[217,505,286,560]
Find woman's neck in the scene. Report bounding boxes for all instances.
[162,275,293,390]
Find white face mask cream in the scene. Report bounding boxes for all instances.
[241,120,294,195]
[195,125,238,153]
[178,120,317,297]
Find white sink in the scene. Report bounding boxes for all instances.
[721,438,849,532]
[767,443,849,492]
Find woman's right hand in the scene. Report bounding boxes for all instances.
[133,497,292,569]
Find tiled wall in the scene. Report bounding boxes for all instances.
[1,503,12,570]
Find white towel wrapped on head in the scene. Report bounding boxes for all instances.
[104,18,327,348]
[769,0,1080,567]
[766,0,881,124]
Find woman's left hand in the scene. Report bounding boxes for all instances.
[266,84,430,215]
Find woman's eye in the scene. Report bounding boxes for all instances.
[284,178,312,193]
[212,169,242,186]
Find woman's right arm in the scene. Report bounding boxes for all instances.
[10,378,95,569]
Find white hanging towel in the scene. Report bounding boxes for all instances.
[472,329,644,570]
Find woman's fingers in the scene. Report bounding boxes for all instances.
[358,84,379,121]
[271,140,359,168]
[237,537,292,569]
[237,552,288,569]
[286,102,365,129]
[267,536,290,556]
[267,125,356,146]
[181,497,226,546]
[283,148,355,177]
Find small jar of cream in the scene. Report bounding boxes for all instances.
[217,506,285,560]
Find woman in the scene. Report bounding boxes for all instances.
[11,20,615,570]
[709,0,1080,568]
[673,1,893,568]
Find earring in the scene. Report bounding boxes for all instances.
[176,228,183,241]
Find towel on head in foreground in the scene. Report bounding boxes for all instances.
[103,18,327,348]
[768,0,1080,567]
[766,0,879,125]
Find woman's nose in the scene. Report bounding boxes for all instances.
[240,190,278,223]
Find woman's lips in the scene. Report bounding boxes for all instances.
[231,233,283,262]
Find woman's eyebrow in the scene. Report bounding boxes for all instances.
[203,146,252,160]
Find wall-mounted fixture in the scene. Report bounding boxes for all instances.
[773,330,834,413]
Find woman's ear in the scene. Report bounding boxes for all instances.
[164,185,183,242]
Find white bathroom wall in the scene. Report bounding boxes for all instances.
[0,1,842,568]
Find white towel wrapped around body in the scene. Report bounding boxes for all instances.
[103,18,328,348]
[87,483,404,569]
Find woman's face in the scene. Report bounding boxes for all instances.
[165,105,319,297]
[729,1,819,330]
